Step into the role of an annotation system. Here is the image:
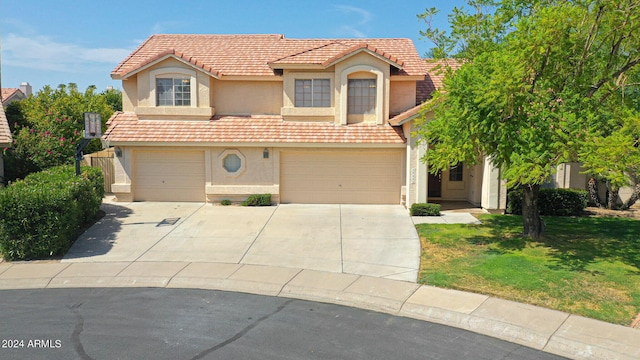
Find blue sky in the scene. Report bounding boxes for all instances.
[1,0,467,93]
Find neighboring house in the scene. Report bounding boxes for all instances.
[1,82,31,107]
[1,82,30,185]
[0,104,12,185]
[104,34,505,208]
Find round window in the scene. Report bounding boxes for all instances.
[223,153,242,173]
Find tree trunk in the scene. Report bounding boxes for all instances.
[606,182,619,210]
[588,177,602,208]
[522,184,545,239]
[621,183,640,210]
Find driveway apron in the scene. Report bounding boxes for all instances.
[63,202,420,282]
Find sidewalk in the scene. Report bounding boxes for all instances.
[0,260,638,360]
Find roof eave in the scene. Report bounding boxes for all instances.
[116,53,221,80]
[102,140,405,148]
[322,48,404,69]
[388,104,428,126]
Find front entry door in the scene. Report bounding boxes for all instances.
[428,170,442,197]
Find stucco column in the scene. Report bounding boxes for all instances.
[481,156,506,210]
[416,142,428,203]
[111,147,133,201]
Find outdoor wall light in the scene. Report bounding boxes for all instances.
[263,148,269,159]
[114,147,123,157]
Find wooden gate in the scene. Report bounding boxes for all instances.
[90,156,114,193]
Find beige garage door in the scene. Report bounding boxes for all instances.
[133,150,205,202]
[280,150,402,204]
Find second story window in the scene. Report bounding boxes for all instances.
[156,78,191,106]
[295,79,330,107]
[347,79,376,114]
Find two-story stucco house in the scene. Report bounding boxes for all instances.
[104,34,505,208]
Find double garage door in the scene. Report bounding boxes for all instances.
[133,149,403,204]
[280,150,403,204]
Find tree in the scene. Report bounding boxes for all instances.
[3,84,118,181]
[417,0,640,238]
[102,87,123,112]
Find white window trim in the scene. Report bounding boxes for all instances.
[339,65,384,125]
[150,67,197,107]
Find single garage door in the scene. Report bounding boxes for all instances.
[280,150,403,204]
[133,150,205,202]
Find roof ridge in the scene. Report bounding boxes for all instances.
[111,34,427,78]
[269,40,344,63]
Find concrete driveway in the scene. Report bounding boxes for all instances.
[63,201,420,281]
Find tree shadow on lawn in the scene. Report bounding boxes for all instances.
[478,215,640,273]
[465,215,528,251]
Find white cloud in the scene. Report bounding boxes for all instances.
[332,5,372,25]
[329,4,373,38]
[2,33,132,73]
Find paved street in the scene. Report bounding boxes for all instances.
[0,288,567,360]
[1,200,638,359]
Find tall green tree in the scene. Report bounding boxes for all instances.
[417,0,640,237]
[3,84,118,182]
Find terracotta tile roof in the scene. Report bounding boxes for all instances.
[270,41,404,68]
[389,59,463,126]
[127,49,222,78]
[388,104,423,126]
[1,88,22,102]
[111,34,426,79]
[104,112,405,145]
[417,59,463,103]
[0,105,12,146]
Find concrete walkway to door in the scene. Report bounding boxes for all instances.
[63,200,420,282]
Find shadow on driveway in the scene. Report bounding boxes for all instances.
[65,203,132,260]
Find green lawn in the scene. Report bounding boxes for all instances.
[417,214,640,325]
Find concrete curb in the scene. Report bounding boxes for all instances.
[1,261,638,360]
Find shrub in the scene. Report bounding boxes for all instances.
[506,188,588,216]
[410,203,441,216]
[0,165,104,260]
[242,194,271,206]
[220,199,232,206]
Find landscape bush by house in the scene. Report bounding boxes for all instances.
[410,203,441,216]
[242,194,271,206]
[506,188,588,216]
[0,165,104,260]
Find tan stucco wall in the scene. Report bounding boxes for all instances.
[405,113,485,207]
[212,80,282,115]
[122,77,136,112]
[554,162,588,189]
[121,59,214,119]
[281,69,335,121]
[405,122,418,207]
[110,145,406,205]
[211,147,275,185]
[440,169,467,200]
[111,147,133,201]
[390,81,417,115]
[467,161,484,205]
[334,52,391,125]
